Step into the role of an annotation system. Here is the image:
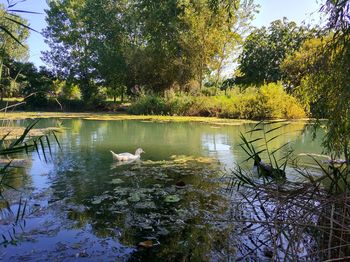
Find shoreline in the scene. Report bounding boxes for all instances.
[0,111,312,126]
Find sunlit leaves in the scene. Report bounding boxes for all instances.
[43,0,255,98]
[237,19,316,87]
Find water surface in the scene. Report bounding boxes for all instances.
[0,119,323,261]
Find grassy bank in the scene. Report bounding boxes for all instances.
[0,112,310,126]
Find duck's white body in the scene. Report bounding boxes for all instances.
[110,148,145,161]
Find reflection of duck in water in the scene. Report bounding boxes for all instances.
[110,148,145,162]
[110,159,141,169]
[253,154,286,179]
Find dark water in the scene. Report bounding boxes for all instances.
[0,119,323,261]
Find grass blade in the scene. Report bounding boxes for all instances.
[10,119,39,147]
[38,137,47,162]
[5,16,40,33]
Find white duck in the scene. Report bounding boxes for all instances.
[110,148,145,161]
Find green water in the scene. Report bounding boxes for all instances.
[0,119,323,261]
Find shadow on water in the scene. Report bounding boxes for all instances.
[0,119,323,261]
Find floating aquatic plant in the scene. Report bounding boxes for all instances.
[109,178,124,184]
[127,193,141,202]
[164,195,181,203]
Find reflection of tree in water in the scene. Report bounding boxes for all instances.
[70,119,83,134]
[0,167,25,220]
[0,158,33,210]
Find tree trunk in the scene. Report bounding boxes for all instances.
[0,59,3,83]
[215,44,226,87]
[344,141,349,164]
[0,59,3,102]
[199,64,203,90]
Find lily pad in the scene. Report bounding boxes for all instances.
[115,200,128,206]
[164,195,181,203]
[110,178,124,184]
[138,188,155,194]
[114,187,129,196]
[91,199,102,205]
[91,194,109,205]
[175,208,191,218]
[128,193,141,202]
[134,201,156,210]
[154,173,169,180]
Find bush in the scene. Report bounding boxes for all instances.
[128,95,169,115]
[129,82,306,119]
[168,95,193,115]
[227,83,306,119]
[257,83,306,119]
[201,86,219,96]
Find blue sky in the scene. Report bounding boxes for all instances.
[1,0,324,68]
[252,0,323,27]
[0,0,49,67]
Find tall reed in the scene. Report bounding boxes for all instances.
[229,121,350,260]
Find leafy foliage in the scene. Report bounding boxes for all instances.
[311,0,350,160]
[0,4,29,100]
[129,83,306,119]
[281,38,323,90]
[237,18,316,88]
[42,0,255,101]
[281,1,350,160]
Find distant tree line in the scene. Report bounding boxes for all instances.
[42,0,256,102]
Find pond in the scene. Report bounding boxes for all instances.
[0,119,323,261]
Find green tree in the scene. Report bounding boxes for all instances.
[83,0,129,102]
[237,18,315,88]
[281,38,325,89]
[178,0,249,89]
[131,0,183,92]
[281,1,350,160]
[0,4,29,100]
[6,61,56,108]
[43,0,254,99]
[60,81,81,100]
[43,0,99,102]
[305,0,350,160]
[280,37,326,112]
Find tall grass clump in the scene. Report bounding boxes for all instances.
[128,83,306,119]
[229,121,350,261]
